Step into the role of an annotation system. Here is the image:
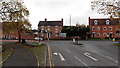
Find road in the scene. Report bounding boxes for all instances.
[46,40,118,67]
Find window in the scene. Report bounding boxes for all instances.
[55,26,58,30]
[48,28,50,31]
[55,25,58,28]
[116,31,120,33]
[41,26,44,30]
[97,33,100,36]
[94,20,98,25]
[41,33,44,36]
[106,20,110,25]
[109,32,113,34]
[109,27,112,30]
[56,31,59,36]
[97,27,100,30]
[2,35,6,38]
[47,26,50,28]
[103,33,107,36]
[103,27,107,31]
[116,33,120,36]
[92,27,95,30]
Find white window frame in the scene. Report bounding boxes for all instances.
[116,33,120,36]
[41,33,44,36]
[92,27,95,30]
[109,27,112,31]
[103,27,107,31]
[48,28,50,31]
[47,25,50,28]
[41,26,44,30]
[55,26,58,31]
[106,20,110,25]
[94,20,98,25]
[97,33,100,36]
[55,25,58,28]
[103,33,107,36]
[56,31,59,36]
[97,27,100,30]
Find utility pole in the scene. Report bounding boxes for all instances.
[70,15,71,28]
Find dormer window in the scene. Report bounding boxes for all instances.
[106,20,110,25]
[94,20,98,25]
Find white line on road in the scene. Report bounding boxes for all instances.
[105,56,118,63]
[84,52,98,61]
[59,53,65,61]
[65,49,71,53]
[74,56,89,68]
[53,52,65,61]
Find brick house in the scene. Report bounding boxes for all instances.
[2,30,37,40]
[38,18,63,40]
[89,17,120,39]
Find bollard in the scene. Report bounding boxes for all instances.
[73,39,75,43]
[113,38,115,41]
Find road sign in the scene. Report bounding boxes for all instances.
[59,33,66,37]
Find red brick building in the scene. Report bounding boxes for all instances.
[38,18,63,40]
[89,17,120,39]
[2,30,37,40]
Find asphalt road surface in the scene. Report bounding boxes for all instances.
[46,40,118,67]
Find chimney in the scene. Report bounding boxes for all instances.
[61,18,63,26]
[89,17,90,25]
[61,18,63,22]
[45,18,47,21]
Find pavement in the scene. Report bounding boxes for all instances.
[46,40,118,67]
[2,42,38,66]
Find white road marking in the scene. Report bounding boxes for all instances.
[53,52,65,61]
[115,61,118,63]
[65,49,71,53]
[84,52,98,61]
[105,56,118,63]
[59,53,65,61]
[74,56,89,67]
[53,52,58,55]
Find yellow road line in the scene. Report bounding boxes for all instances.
[48,45,53,68]
[49,46,54,66]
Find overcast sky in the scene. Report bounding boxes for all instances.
[1,0,109,29]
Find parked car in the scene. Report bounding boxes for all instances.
[34,37,43,41]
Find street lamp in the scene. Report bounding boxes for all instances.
[76,25,79,44]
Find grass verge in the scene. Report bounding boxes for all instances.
[24,42,46,66]
[1,43,14,64]
[113,43,120,46]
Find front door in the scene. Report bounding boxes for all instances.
[47,32,51,39]
[109,33,112,39]
[92,33,95,38]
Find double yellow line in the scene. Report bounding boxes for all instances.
[48,45,54,68]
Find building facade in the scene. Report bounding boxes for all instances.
[38,18,63,40]
[2,30,37,40]
[89,17,120,39]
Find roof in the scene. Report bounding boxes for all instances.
[38,21,63,26]
[26,30,38,34]
[89,18,120,25]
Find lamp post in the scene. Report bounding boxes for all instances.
[76,25,79,44]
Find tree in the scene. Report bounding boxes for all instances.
[91,0,120,18]
[61,25,90,39]
[0,0,31,42]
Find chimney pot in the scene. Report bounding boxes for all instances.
[45,18,47,21]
